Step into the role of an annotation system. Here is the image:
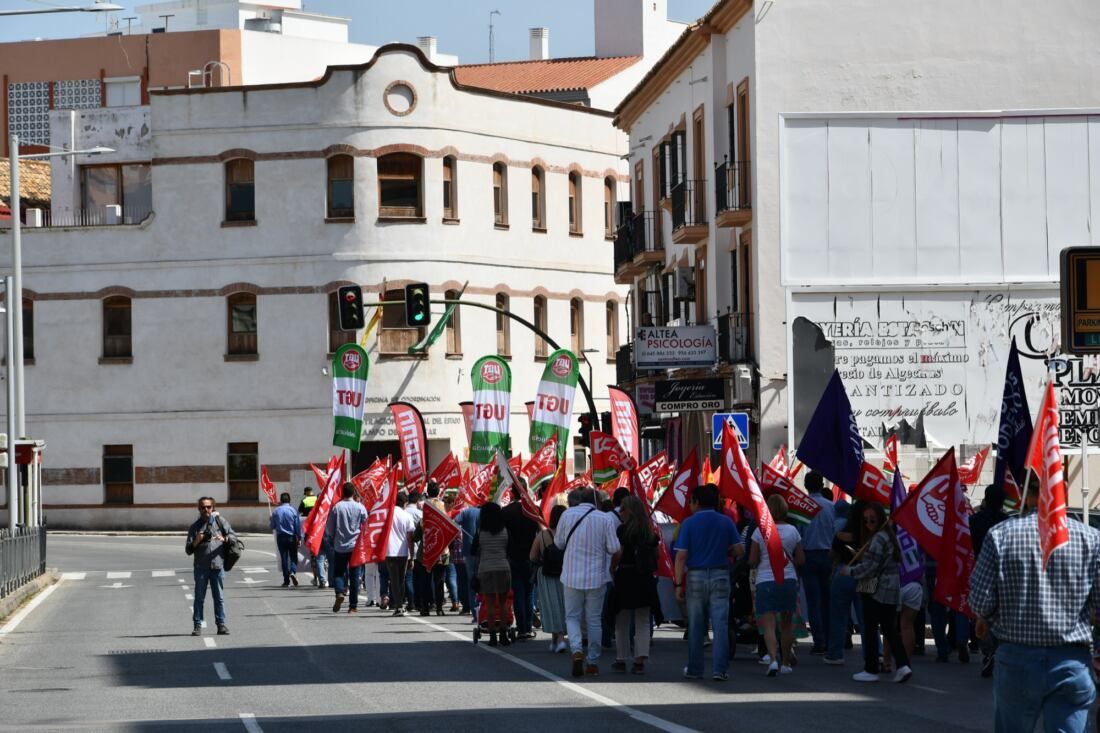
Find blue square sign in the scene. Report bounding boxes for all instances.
[712,412,750,450]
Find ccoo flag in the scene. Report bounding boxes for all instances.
[332,344,370,450]
[470,356,512,465]
[529,349,580,462]
[797,370,864,494]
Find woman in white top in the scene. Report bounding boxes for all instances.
[749,495,805,677]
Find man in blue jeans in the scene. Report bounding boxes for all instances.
[270,492,303,587]
[673,484,743,681]
[970,485,1100,733]
[798,472,835,654]
[185,497,234,636]
[324,482,368,614]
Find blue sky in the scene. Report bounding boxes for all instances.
[0,1,716,62]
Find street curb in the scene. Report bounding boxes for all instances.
[0,569,60,624]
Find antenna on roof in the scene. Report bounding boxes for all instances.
[488,9,501,63]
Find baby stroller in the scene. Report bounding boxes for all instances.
[473,590,516,644]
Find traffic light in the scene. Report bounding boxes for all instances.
[404,282,431,327]
[577,413,594,447]
[337,285,363,331]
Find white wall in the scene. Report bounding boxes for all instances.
[239,32,378,85]
[48,107,151,213]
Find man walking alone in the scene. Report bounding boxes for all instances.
[325,483,368,614]
[271,492,303,587]
[186,497,235,636]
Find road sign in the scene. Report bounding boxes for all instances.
[712,412,750,450]
[1061,247,1100,355]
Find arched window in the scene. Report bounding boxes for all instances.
[377,152,423,218]
[531,167,546,229]
[226,292,258,356]
[496,292,510,357]
[224,158,255,222]
[570,297,584,354]
[493,162,508,226]
[568,171,582,234]
[443,156,458,220]
[445,288,462,355]
[605,300,618,360]
[327,291,355,353]
[326,155,354,219]
[22,298,33,361]
[533,295,548,359]
[604,177,615,238]
[102,295,132,359]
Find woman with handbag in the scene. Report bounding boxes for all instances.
[609,496,660,674]
[530,504,568,653]
[840,501,912,684]
[749,495,805,677]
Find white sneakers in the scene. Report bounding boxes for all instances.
[852,671,879,682]
[758,654,773,666]
[894,665,913,683]
[780,665,794,675]
[766,661,779,677]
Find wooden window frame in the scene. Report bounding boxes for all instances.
[227,441,259,503]
[493,162,508,227]
[444,288,462,356]
[377,152,424,220]
[568,171,582,235]
[533,295,549,359]
[634,160,645,215]
[496,292,511,358]
[224,158,255,223]
[327,291,355,354]
[226,292,258,358]
[531,166,546,231]
[442,156,458,221]
[22,298,34,362]
[102,295,132,361]
[736,77,751,208]
[603,177,615,239]
[326,154,355,220]
[103,444,133,505]
[379,287,426,356]
[605,300,618,360]
[570,297,584,355]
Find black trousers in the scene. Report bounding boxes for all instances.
[860,593,909,673]
[386,556,408,610]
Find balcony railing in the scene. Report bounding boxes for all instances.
[614,211,665,273]
[670,180,706,230]
[4,205,155,229]
[715,159,752,215]
[718,311,753,363]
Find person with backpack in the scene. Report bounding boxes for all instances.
[531,504,568,653]
[185,497,237,636]
[610,496,660,674]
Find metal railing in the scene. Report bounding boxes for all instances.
[715,158,752,214]
[615,343,635,386]
[614,211,664,272]
[671,179,707,230]
[1,526,47,599]
[718,311,753,363]
[29,206,154,228]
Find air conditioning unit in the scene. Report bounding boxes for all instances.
[672,266,695,302]
[732,363,754,405]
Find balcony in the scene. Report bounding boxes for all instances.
[613,211,665,284]
[1,205,154,230]
[670,180,707,244]
[715,158,752,228]
[615,343,635,386]
[717,311,753,363]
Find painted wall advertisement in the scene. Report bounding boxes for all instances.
[791,289,1096,449]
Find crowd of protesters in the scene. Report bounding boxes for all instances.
[262,467,1099,732]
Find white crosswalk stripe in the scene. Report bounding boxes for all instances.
[241,567,268,574]
[151,570,176,577]
[106,572,132,579]
[61,572,86,581]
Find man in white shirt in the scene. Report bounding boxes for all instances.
[385,491,418,617]
[555,488,622,678]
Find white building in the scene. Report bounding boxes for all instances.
[612,0,1100,504]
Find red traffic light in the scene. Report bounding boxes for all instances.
[344,291,358,303]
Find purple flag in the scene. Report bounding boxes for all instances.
[890,466,924,586]
[993,339,1032,492]
[796,370,864,492]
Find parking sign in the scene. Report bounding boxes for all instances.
[712,412,750,450]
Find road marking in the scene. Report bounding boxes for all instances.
[177,578,186,583]
[106,572,132,579]
[185,594,194,600]
[241,568,268,574]
[152,570,176,577]
[235,578,263,585]
[239,713,263,733]
[202,621,207,628]
[910,684,948,695]
[203,637,216,648]
[99,582,133,589]
[181,585,190,590]
[60,572,86,581]
[0,579,63,637]
[214,662,232,680]
[407,615,700,733]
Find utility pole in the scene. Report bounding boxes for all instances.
[159,13,174,31]
[488,9,501,63]
[124,16,136,34]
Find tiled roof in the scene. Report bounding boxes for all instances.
[454,55,641,95]
[0,159,52,209]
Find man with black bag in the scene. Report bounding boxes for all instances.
[186,496,237,636]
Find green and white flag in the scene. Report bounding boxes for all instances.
[528,348,580,462]
[470,355,512,465]
[332,344,370,450]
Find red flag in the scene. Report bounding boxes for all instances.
[521,435,559,488]
[654,447,698,523]
[760,463,822,526]
[788,460,804,480]
[459,462,496,508]
[892,450,956,558]
[884,434,899,472]
[421,500,461,569]
[540,462,568,526]
[513,479,545,526]
[701,455,713,484]
[565,468,591,492]
[459,401,474,447]
[598,474,621,496]
[635,451,669,502]
[350,458,388,504]
[352,467,398,567]
[429,452,462,489]
[260,465,278,505]
[389,402,428,487]
[935,464,976,614]
[958,445,990,486]
[1003,468,1022,510]
[720,423,786,584]
[508,455,523,476]
[608,386,640,464]
[1024,381,1071,569]
[305,452,346,557]
[768,445,789,475]
[854,462,892,506]
[591,431,637,483]
[303,456,340,544]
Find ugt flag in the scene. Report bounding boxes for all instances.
[332,344,369,450]
[529,349,580,462]
[470,356,512,464]
[796,370,864,494]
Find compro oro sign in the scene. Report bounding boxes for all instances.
[635,326,716,369]
[655,378,725,412]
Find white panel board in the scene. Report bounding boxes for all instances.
[914,120,961,278]
[827,120,873,278]
[1090,117,1100,247]
[1044,117,1091,262]
[783,120,830,281]
[870,120,917,278]
[957,119,1002,279]
[1001,118,1048,279]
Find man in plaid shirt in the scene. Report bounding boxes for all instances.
[969,488,1100,733]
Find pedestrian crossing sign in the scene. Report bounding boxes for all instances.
[712,412,750,450]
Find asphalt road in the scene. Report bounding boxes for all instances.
[0,533,1001,732]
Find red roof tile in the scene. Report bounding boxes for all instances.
[454,55,641,95]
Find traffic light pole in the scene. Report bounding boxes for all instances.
[373,298,600,426]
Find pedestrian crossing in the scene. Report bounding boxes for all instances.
[61,567,271,581]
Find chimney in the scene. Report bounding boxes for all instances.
[417,36,438,62]
[529,27,549,60]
